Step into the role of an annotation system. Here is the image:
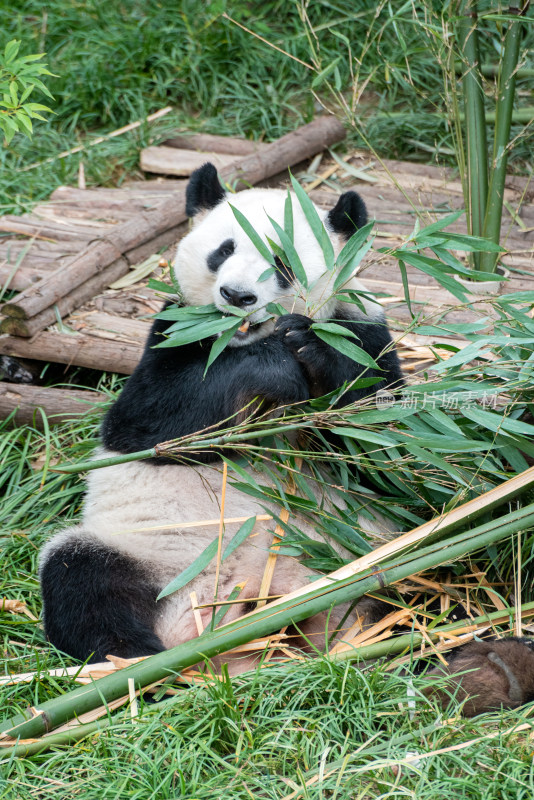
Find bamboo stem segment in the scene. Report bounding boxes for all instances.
[458,1,488,270]
[480,1,526,272]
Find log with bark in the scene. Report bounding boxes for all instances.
[140,147,238,176]
[163,132,267,155]
[0,382,107,425]
[0,331,141,375]
[1,117,346,328]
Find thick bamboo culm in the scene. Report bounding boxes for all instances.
[1,117,346,326]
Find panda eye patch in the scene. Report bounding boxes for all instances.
[274,255,294,289]
[207,239,235,273]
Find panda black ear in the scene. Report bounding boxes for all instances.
[327,191,368,239]
[185,163,226,218]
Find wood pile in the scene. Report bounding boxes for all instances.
[1,118,533,423]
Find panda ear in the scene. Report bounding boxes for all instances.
[327,191,368,239]
[185,163,226,218]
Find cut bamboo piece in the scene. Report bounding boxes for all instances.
[0,382,106,425]
[2,117,345,327]
[140,146,238,176]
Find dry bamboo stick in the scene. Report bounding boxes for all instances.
[256,508,291,608]
[2,117,346,325]
[19,106,173,173]
[0,382,106,425]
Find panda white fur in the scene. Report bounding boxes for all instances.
[38,164,534,710]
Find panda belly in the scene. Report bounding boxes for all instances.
[39,448,391,659]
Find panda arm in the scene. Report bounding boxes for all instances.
[101,316,310,458]
[274,312,403,403]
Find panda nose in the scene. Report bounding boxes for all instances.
[220,286,258,307]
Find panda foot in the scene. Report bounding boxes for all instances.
[425,637,534,717]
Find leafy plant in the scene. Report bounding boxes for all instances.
[0,40,54,144]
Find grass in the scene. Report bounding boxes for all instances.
[3,1,534,213]
[2,657,534,798]
[2,0,534,794]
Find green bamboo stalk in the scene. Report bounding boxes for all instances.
[458,0,489,270]
[333,600,534,663]
[480,1,527,272]
[52,422,314,474]
[3,501,534,742]
[0,719,110,759]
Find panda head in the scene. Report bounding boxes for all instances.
[174,163,370,346]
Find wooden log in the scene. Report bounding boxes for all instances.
[50,183,187,203]
[0,252,129,336]
[0,382,107,425]
[0,220,188,337]
[0,264,55,291]
[0,331,141,374]
[2,116,346,326]
[0,217,97,241]
[164,133,266,155]
[140,147,238,176]
[70,312,151,343]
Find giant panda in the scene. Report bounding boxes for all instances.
[39,163,534,714]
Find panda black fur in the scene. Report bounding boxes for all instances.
[100,164,402,460]
[38,164,534,712]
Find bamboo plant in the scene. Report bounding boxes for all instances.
[457,0,530,273]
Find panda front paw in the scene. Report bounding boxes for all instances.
[274,314,342,396]
[275,313,325,367]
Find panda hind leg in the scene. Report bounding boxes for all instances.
[39,530,165,663]
[424,637,534,717]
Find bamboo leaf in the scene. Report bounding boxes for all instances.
[158,517,257,600]
[334,237,374,290]
[157,538,220,599]
[290,173,335,268]
[229,203,274,264]
[156,316,240,348]
[312,325,380,369]
[222,517,257,561]
[204,323,241,374]
[267,215,308,287]
[284,190,294,241]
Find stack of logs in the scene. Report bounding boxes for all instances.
[0,117,347,424]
